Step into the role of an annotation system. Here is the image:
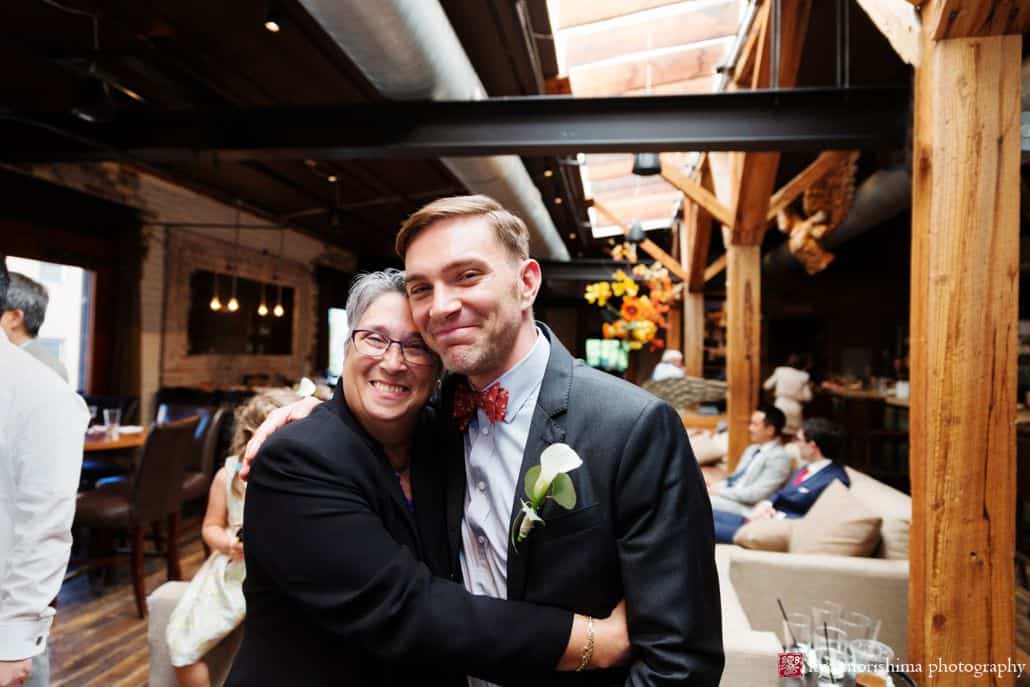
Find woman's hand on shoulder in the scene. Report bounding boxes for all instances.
[240,396,322,479]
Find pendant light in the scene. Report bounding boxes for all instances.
[209,272,223,311]
[226,207,241,312]
[272,228,286,318]
[258,282,269,317]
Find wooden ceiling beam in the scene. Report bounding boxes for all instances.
[732,1,771,88]
[855,0,924,66]
[728,0,814,246]
[684,160,714,293]
[588,197,690,282]
[704,253,727,282]
[924,0,1030,39]
[765,150,856,222]
[659,159,734,228]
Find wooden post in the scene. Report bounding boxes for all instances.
[683,293,704,378]
[725,244,761,471]
[909,27,1020,683]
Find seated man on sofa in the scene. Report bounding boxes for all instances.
[713,418,848,544]
[708,405,792,516]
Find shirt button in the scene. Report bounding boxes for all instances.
[477,535,486,545]
[481,427,489,435]
[477,481,486,492]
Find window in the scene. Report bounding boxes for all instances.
[327,307,349,383]
[4,256,92,390]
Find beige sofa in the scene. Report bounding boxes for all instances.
[147,581,241,687]
[717,467,911,687]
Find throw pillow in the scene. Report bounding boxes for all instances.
[790,479,882,556]
[733,518,794,552]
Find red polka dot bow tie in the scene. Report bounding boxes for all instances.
[453,383,510,431]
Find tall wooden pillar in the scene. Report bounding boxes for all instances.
[683,293,705,377]
[725,244,761,471]
[909,27,1020,684]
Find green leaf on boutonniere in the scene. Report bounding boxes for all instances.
[550,472,576,509]
[513,443,584,546]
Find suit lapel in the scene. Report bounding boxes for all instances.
[505,324,573,600]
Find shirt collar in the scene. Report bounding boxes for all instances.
[803,458,832,478]
[479,327,550,424]
[759,440,781,454]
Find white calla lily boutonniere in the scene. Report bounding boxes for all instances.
[514,443,583,545]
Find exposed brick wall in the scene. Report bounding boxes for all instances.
[19,163,355,421]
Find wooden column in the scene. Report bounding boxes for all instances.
[725,244,761,471]
[683,293,705,377]
[909,28,1020,683]
[666,306,682,352]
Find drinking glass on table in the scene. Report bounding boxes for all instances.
[812,602,842,631]
[811,626,848,652]
[849,639,895,682]
[87,405,98,426]
[813,646,848,685]
[782,612,811,650]
[839,610,873,640]
[103,408,122,436]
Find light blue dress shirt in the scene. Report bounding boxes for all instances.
[459,330,550,687]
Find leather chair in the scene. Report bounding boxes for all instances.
[74,416,200,618]
[182,405,230,504]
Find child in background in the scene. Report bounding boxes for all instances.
[166,390,301,687]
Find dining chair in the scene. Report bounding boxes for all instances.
[74,416,200,618]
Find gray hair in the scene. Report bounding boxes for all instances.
[661,349,683,364]
[344,269,409,351]
[5,273,50,337]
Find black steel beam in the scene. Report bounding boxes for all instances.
[0,87,908,163]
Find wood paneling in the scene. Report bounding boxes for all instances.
[560,0,739,68]
[908,31,1021,684]
[550,0,685,30]
[568,39,731,97]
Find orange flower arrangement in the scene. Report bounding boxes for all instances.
[584,242,682,351]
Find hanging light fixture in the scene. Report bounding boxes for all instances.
[273,228,286,318]
[273,285,285,318]
[258,282,269,317]
[226,207,241,312]
[264,3,282,32]
[209,273,223,311]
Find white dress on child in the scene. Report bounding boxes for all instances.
[166,455,247,667]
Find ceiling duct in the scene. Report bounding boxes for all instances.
[296,0,570,260]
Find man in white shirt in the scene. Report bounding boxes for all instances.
[0,257,89,687]
[0,273,69,384]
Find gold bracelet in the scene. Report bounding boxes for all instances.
[576,615,595,672]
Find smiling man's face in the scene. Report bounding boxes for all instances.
[403,215,540,387]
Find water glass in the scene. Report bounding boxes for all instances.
[849,639,895,679]
[839,610,873,640]
[813,646,848,685]
[87,405,98,427]
[782,612,811,650]
[812,602,842,630]
[811,626,848,652]
[103,408,122,435]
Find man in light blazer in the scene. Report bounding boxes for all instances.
[713,418,849,543]
[708,405,792,516]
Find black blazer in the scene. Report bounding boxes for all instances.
[438,324,725,686]
[225,386,573,687]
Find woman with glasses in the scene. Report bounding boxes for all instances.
[224,270,629,687]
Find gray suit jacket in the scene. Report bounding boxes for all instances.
[713,441,792,509]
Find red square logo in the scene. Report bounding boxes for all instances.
[777,652,805,678]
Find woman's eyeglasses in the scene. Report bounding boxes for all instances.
[350,329,436,366]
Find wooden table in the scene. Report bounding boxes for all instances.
[84,428,148,452]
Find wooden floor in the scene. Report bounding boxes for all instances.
[50,518,207,687]
[46,513,1030,686]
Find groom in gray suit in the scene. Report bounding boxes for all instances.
[708,405,792,516]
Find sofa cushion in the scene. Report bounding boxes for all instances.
[844,468,912,559]
[733,518,794,552]
[790,480,882,556]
